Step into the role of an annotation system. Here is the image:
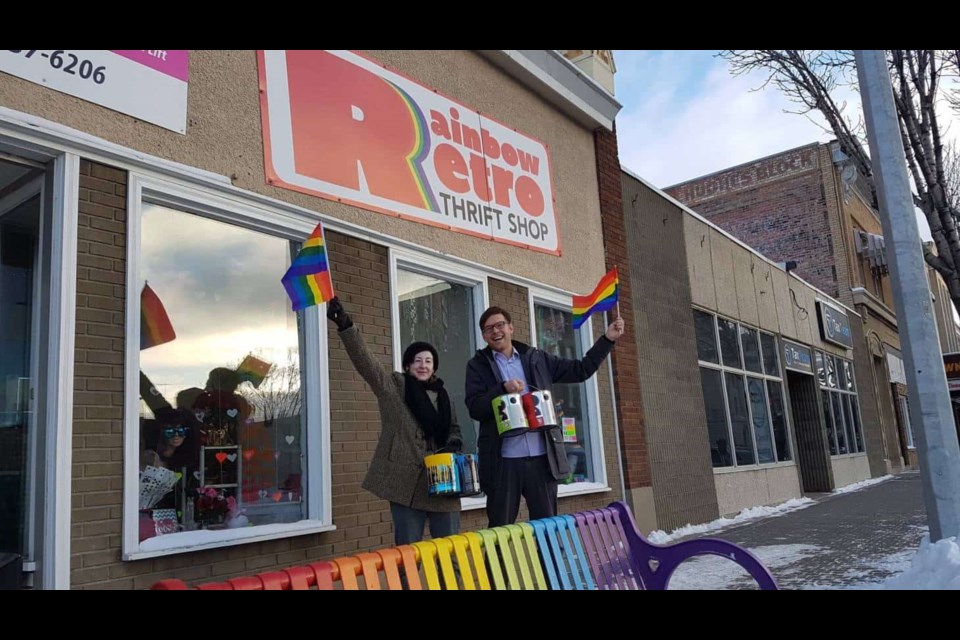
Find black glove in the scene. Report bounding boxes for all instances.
[436,438,463,454]
[326,297,353,331]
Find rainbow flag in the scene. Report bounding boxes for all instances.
[141,283,176,350]
[572,267,619,330]
[281,221,335,311]
[237,354,272,388]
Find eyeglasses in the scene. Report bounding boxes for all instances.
[163,426,189,439]
[482,320,508,335]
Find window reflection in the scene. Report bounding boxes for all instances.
[396,268,476,453]
[535,304,595,483]
[137,204,306,541]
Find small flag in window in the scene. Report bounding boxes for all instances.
[141,283,176,350]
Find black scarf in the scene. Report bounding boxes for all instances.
[403,375,452,447]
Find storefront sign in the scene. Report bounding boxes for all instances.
[258,50,560,255]
[817,301,852,349]
[1,50,189,134]
[783,340,813,374]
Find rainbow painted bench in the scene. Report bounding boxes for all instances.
[151,501,777,590]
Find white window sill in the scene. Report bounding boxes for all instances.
[713,460,798,474]
[459,482,612,512]
[829,452,869,460]
[124,520,337,561]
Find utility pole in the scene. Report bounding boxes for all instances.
[855,49,960,541]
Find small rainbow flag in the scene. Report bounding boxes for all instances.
[237,354,272,389]
[281,221,335,311]
[141,283,176,350]
[572,266,619,330]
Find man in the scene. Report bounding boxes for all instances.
[465,306,625,527]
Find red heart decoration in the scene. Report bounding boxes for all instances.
[215,452,228,464]
[243,449,256,461]
[272,492,283,502]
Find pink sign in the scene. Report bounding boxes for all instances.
[110,50,189,82]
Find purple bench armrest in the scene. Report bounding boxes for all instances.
[607,501,778,590]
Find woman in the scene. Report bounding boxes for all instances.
[327,297,462,545]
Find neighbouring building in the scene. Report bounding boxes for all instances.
[665,142,914,475]
[623,167,877,526]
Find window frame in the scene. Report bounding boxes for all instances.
[122,174,334,560]
[389,248,490,510]
[527,286,609,496]
[388,248,489,373]
[693,308,795,472]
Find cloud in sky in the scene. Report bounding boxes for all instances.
[140,204,301,393]
[614,50,849,188]
[612,50,946,240]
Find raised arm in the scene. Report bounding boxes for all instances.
[328,297,393,397]
[548,316,625,383]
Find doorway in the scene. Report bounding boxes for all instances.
[0,155,47,588]
[787,370,833,493]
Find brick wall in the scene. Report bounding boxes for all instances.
[622,173,720,529]
[487,278,530,343]
[71,161,129,588]
[666,144,840,298]
[324,232,396,552]
[595,127,650,491]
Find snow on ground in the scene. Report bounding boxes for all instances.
[832,475,894,495]
[648,498,814,545]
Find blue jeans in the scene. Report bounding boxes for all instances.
[390,502,460,545]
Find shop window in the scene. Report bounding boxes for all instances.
[718,318,741,369]
[700,368,732,467]
[817,351,865,456]
[760,332,779,377]
[129,194,329,557]
[767,381,791,462]
[740,326,763,374]
[532,302,601,485]
[693,309,719,364]
[748,378,775,463]
[694,310,792,469]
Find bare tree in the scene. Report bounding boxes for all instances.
[720,50,960,313]
[237,352,302,424]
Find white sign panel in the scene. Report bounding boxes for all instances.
[1,50,189,134]
[887,353,907,385]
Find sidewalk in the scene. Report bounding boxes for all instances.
[665,471,928,589]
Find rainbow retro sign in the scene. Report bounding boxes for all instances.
[258,50,560,255]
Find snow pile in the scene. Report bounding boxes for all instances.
[881,535,960,590]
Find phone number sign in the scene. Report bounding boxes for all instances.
[2,50,189,134]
